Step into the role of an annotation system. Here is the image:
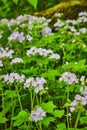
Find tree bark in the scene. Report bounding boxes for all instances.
[34,0,87,20]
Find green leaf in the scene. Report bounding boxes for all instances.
[80,116,87,124]
[12,0,19,4]
[82,127,87,130]
[41,69,59,81]
[56,123,66,130]
[41,117,55,127]
[0,81,3,90]
[53,110,64,118]
[0,117,8,123]
[12,110,29,127]
[2,0,8,4]
[4,90,17,98]
[27,0,37,8]
[41,101,56,114]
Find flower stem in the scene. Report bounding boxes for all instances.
[74,106,82,129]
[30,88,33,110]
[15,83,23,110]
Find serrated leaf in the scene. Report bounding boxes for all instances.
[54,110,64,118]
[41,117,55,127]
[41,101,56,113]
[41,69,59,81]
[12,110,29,127]
[12,0,19,4]
[27,0,37,8]
[0,117,8,123]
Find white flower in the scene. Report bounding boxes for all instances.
[59,72,78,85]
[10,58,23,64]
[0,73,25,83]
[75,94,82,101]
[49,53,60,59]
[26,34,33,42]
[24,77,46,93]
[0,47,14,59]
[80,76,85,85]
[69,26,76,32]
[0,60,3,67]
[79,28,87,34]
[30,107,46,122]
[26,46,60,61]
[79,11,87,17]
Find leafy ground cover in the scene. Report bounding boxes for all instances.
[0,12,87,130]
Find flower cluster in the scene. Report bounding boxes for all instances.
[30,107,46,122]
[54,11,87,35]
[70,91,87,113]
[8,31,33,43]
[0,47,14,59]
[0,73,25,83]
[0,60,3,67]
[24,77,46,93]
[59,72,78,85]
[26,46,60,60]
[10,58,23,65]
[42,27,52,36]
[0,14,51,31]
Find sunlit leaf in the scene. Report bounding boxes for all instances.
[41,101,56,113]
[12,0,19,4]
[41,117,55,127]
[27,0,37,8]
[2,0,8,4]
[53,110,64,118]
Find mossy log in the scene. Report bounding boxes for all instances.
[34,0,87,20]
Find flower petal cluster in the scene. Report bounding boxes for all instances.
[59,72,78,85]
[0,14,51,30]
[8,30,33,43]
[26,34,33,42]
[0,73,25,83]
[70,86,87,113]
[0,47,14,59]
[42,27,52,36]
[24,77,46,93]
[30,107,46,122]
[70,94,87,113]
[8,31,25,42]
[10,58,23,64]
[49,53,60,59]
[26,46,60,60]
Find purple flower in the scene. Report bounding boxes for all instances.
[26,34,33,42]
[42,27,52,36]
[30,107,46,122]
[17,32,25,42]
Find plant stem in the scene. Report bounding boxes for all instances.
[39,122,42,130]
[15,83,23,110]
[30,88,33,110]
[2,89,7,129]
[66,87,69,130]
[74,106,82,129]
[10,99,15,130]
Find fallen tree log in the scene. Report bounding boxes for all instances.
[34,0,87,20]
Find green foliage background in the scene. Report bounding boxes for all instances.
[0,0,61,19]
